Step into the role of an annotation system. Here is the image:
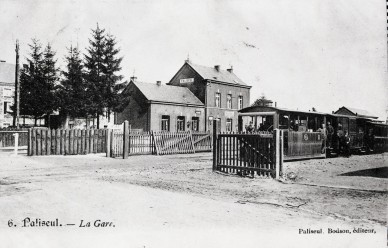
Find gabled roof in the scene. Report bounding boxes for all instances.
[132,81,204,106]
[186,61,248,86]
[335,106,378,119]
[0,62,15,85]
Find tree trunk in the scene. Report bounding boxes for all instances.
[63,115,69,129]
[97,113,100,129]
[34,117,37,126]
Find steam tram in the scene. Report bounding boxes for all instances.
[238,105,388,160]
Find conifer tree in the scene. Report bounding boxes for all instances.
[84,24,125,128]
[19,39,59,126]
[84,24,107,128]
[41,43,60,126]
[58,45,87,122]
[102,33,124,121]
[19,39,43,124]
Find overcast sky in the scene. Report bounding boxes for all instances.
[1,0,387,119]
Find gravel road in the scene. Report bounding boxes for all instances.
[0,151,386,248]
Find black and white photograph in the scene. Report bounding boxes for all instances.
[0,0,387,247]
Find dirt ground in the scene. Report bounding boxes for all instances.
[0,151,386,248]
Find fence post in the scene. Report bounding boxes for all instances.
[31,129,36,156]
[152,131,159,155]
[189,130,195,153]
[28,128,32,156]
[36,129,41,156]
[123,121,129,159]
[128,125,132,154]
[13,133,19,155]
[280,130,284,176]
[275,129,280,180]
[106,129,111,157]
[212,120,217,171]
[110,130,114,157]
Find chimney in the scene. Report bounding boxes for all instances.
[156,81,161,86]
[185,54,191,64]
[227,66,233,73]
[275,102,277,107]
[130,76,137,82]
[214,65,220,72]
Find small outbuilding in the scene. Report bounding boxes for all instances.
[334,106,378,120]
[115,80,205,132]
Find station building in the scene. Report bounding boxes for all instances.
[116,60,251,132]
[168,60,251,132]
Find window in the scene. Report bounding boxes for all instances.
[161,115,170,131]
[238,96,243,110]
[337,117,349,132]
[215,93,221,108]
[3,101,12,114]
[4,102,7,114]
[191,117,199,131]
[216,118,221,132]
[227,94,232,109]
[226,118,233,132]
[3,88,12,97]
[350,118,357,133]
[177,116,185,131]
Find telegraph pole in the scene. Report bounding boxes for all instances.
[13,39,20,128]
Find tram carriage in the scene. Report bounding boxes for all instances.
[325,114,388,155]
[238,105,328,160]
[238,105,388,160]
[325,113,367,155]
[369,121,388,153]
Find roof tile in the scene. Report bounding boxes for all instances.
[341,107,378,118]
[133,81,204,106]
[187,62,247,86]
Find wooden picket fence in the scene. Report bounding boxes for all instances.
[0,128,29,148]
[110,130,124,157]
[28,128,107,156]
[109,130,155,157]
[108,121,212,158]
[192,131,212,152]
[214,132,276,177]
[153,131,195,155]
[212,119,283,179]
[129,132,155,155]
